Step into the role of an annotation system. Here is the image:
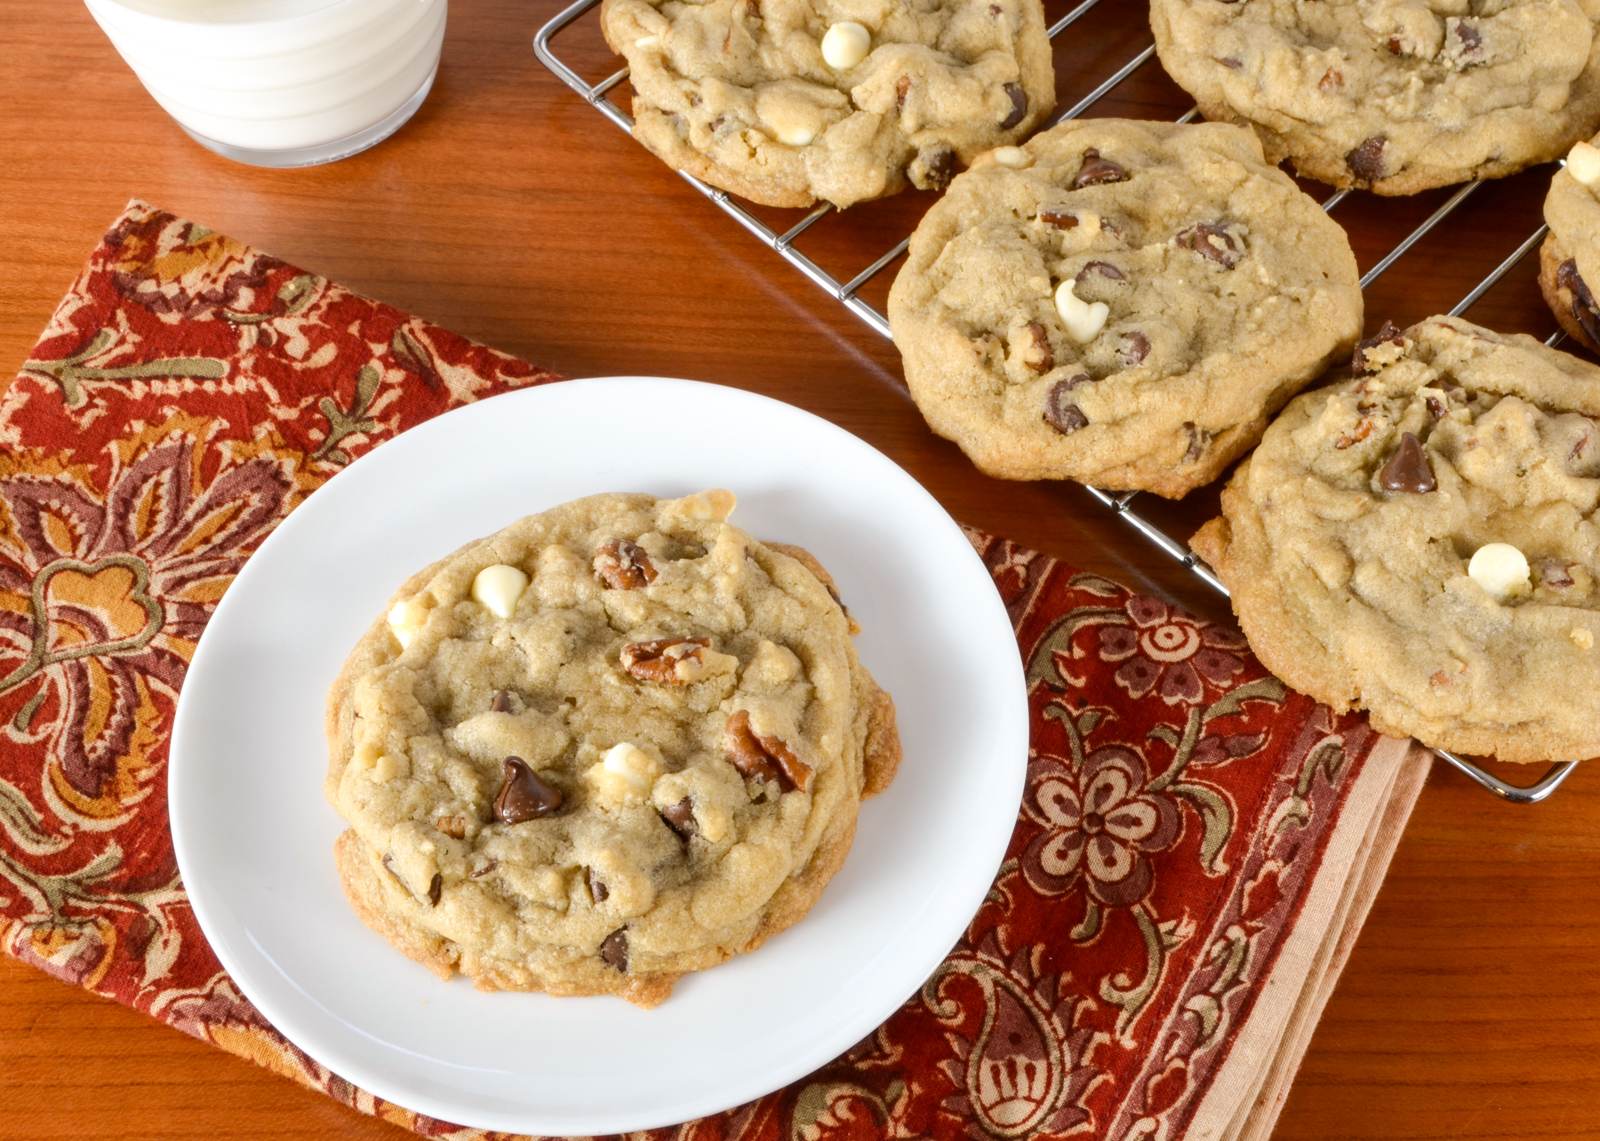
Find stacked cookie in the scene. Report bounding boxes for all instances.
[326,491,900,1005]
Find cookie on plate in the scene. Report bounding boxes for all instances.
[1540,135,1600,352]
[325,490,901,1006]
[599,0,1055,208]
[1193,316,1600,763]
[885,117,1362,498]
[1150,0,1600,195]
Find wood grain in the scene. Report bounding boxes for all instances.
[0,1,1597,1138]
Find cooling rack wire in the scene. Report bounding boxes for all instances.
[534,0,1580,804]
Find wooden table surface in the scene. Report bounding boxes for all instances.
[2,1,1598,1138]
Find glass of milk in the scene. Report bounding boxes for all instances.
[84,0,448,167]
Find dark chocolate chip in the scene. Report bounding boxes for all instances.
[493,756,564,824]
[1217,55,1242,69]
[1351,320,1407,373]
[999,82,1027,129]
[490,689,514,713]
[587,867,609,903]
[599,928,629,972]
[1345,135,1388,183]
[1072,148,1129,188]
[912,144,958,191]
[1043,379,1089,434]
[1183,423,1210,463]
[1023,321,1054,374]
[1174,222,1243,268]
[469,859,498,879]
[1377,432,1436,493]
[1385,36,1403,54]
[427,873,443,907]
[1117,331,1150,367]
[1037,208,1079,229]
[1556,258,1600,346]
[1453,21,1482,55]
[1076,260,1126,283]
[660,797,697,842]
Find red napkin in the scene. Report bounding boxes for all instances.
[0,202,1427,1140]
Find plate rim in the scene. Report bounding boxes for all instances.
[168,375,1029,1134]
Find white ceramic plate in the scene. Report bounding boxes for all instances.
[168,377,1028,1135]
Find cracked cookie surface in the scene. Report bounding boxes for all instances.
[1150,0,1600,195]
[325,491,900,1006]
[886,118,1362,498]
[1193,317,1600,763]
[600,0,1055,208]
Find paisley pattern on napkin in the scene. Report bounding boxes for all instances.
[0,203,1383,1141]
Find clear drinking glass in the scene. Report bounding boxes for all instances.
[83,0,448,168]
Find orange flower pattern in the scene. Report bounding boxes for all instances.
[0,203,1386,1140]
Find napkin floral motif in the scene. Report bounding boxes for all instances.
[0,203,1383,1141]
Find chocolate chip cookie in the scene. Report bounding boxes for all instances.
[1192,316,1600,763]
[325,491,900,1006]
[886,118,1363,497]
[599,0,1055,208]
[1541,136,1600,352]
[1150,0,1600,195]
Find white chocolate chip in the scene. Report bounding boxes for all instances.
[1467,542,1531,601]
[1572,627,1595,650]
[756,87,828,148]
[634,34,659,47]
[1567,140,1600,188]
[587,742,662,803]
[471,563,529,619]
[992,145,1031,168]
[1053,280,1110,343]
[386,596,431,649]
[820,20,871,69]
[371,752,405,783]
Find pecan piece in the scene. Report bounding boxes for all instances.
[724,710,812,792]
[620,636,711,684]
[435,814,469,839]
[594,539,657,589]
[1037,208,1080,229]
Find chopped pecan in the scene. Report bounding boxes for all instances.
[435,814,469,839]
[1334,419,1375,450]
[1351,320,1407,373]
[594,538,657,589]
[724,710,812,792]
[620,636,711,683]
[1037,208,1080,229]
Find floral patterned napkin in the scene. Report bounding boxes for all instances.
[0,201,1429,1140]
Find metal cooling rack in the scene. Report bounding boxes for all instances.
[534,0,1580,804]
